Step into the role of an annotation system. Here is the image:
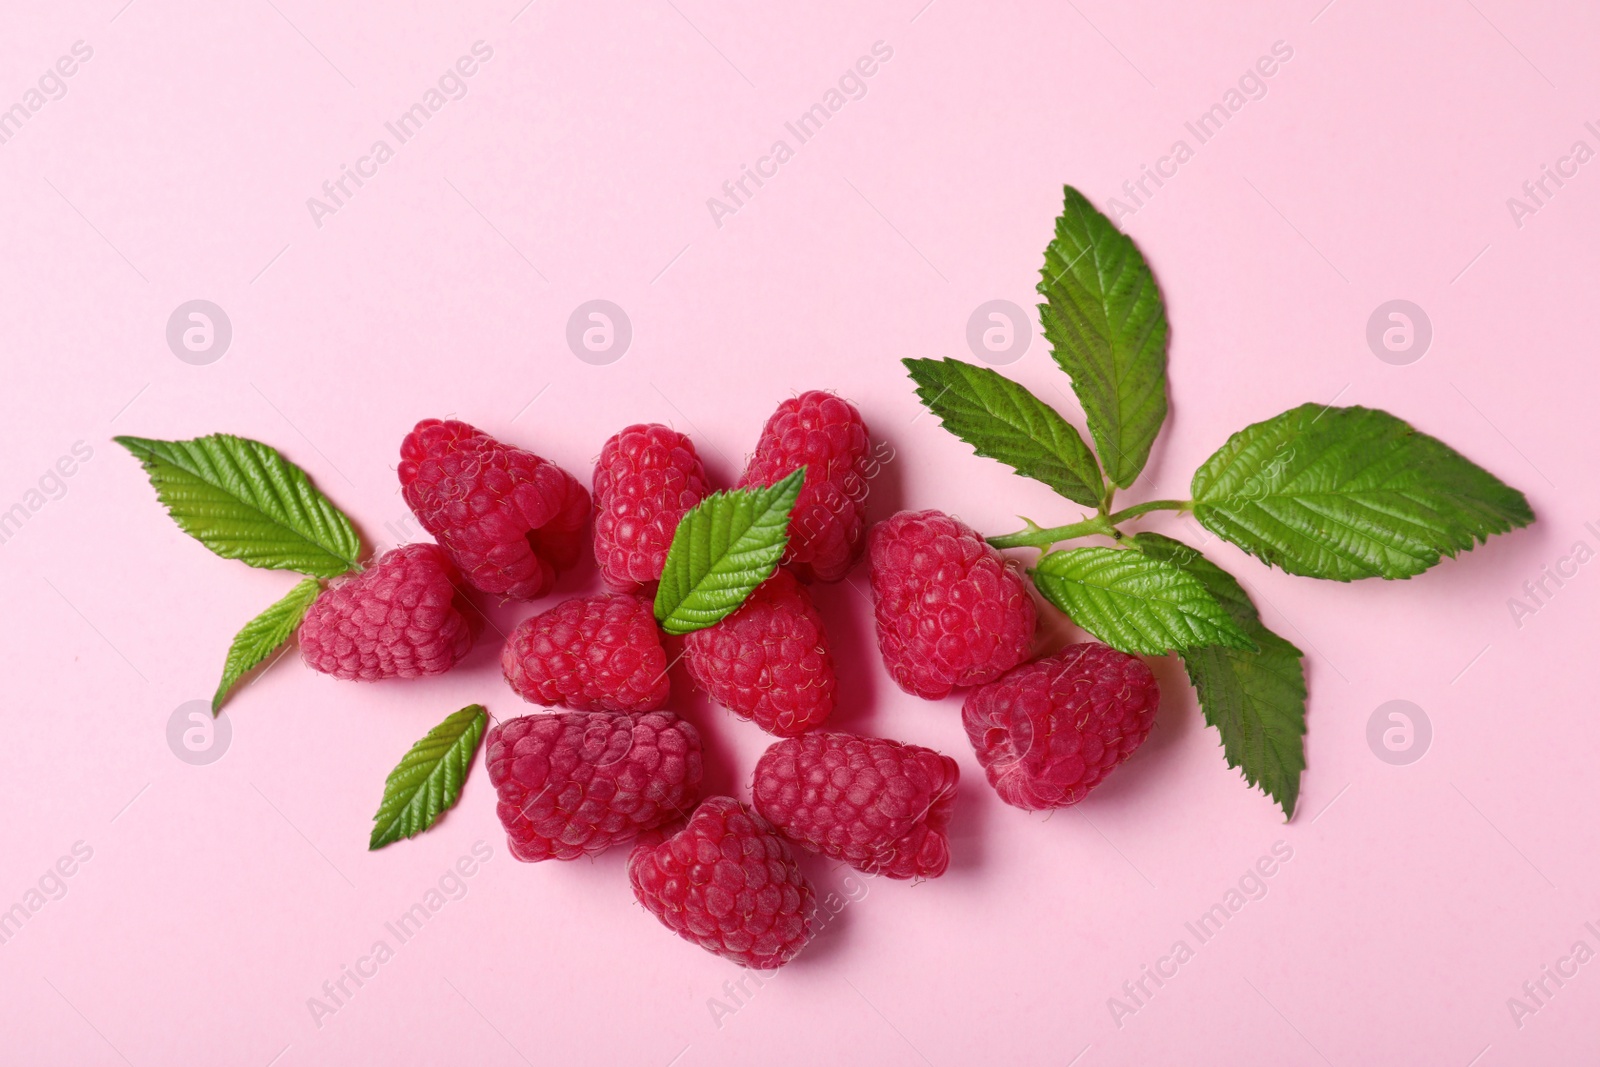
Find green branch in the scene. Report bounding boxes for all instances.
[988,499,1190,550]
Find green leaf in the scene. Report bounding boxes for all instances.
[116,433,361,578]
[654,470,804,635]
[1133,533,1306,818]
[1130,532,1259,626]
[212,577,322,714]
[902,357,1102,506]
[1031,546,1256,656]
[369,705,488,851]
[1037,185,1169,489]
[1190,405,1535,581]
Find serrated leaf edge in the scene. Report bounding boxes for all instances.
[1189,405,1535,581]
[1131,533,1307,819]
[1031,546,1257,655]
[211,576,323,714]
[653,469,804,635]
[369,705,488,851]
[116,432,361,578]
[1036,186,1169,488]
[902,356,1103,506]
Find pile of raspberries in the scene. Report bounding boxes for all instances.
[297,391,1161,969]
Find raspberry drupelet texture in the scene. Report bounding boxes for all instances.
[592,423,711,592]
[683,569,835,736]
[963,642,1160,810]
[739,390,873,583]
[398,418,589,601]
[298,543,479,681]
[502,593,671,712]
[628,796,815,969]
[869,509,1036,700]
[485,710,703,862]
[752,732,959,880]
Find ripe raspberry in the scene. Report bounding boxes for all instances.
[298,543,478,681]
[683,569,835,736]
[963,643,1160,810]
[593,423,711,592]
[752,732,959,879]
[502,593,670,712]
[398,418,589,601]
[869,509,1035,699]
[740,390,873,583]
[486,710,703,862]
[628,796,815,969]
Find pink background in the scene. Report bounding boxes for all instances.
[2,1,1596,1063]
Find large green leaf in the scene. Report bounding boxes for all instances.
[1134,533,1306,818]
[654,469,803,635]
[903,357,1102,506]
[1036,185,1169,489]
[1031,546,1255,656]
[369,705,488,850]
[1190,405,1534,580]
[116,433,361,578]
[212,577,322,714]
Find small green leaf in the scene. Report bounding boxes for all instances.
[116,433,361,578]
[1031,546,1256,656]
[1190,405,1535,580]
[212,577,322,714]
[903,357,1102,506]
[654,469,804,635]
[369,705,488,851]
[1037,185,1169,488]
[1134,533,1306,818]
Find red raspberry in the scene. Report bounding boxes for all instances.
[752,732,959,879]
[740,390,873,583]
[683,569,835,736]
[628,796,815,969]
[963,643,1159,810]
[398,418,589,601]
[485,710,703,862]
[869,509,1036,699]
[593,423,711,592]
[298,543,478,681]
[502,593,670,712]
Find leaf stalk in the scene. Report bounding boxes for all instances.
[988,499,1190,550]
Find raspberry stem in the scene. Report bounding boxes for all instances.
[987,499,1190,550]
